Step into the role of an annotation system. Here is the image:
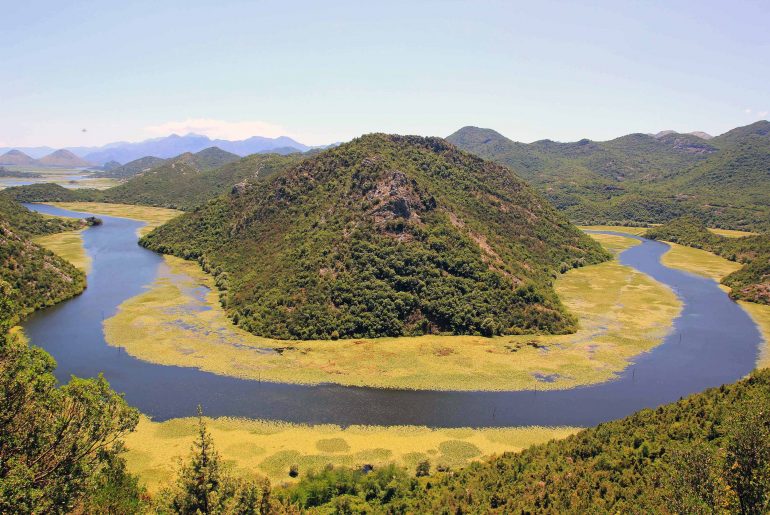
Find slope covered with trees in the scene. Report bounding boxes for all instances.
[142,133,609,340]
[448,120,770,231]
[646,216,770,304]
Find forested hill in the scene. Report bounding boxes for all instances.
[448,120,770,231]
[1,150,304,211]
[0,194,81,235]
[141,133,609,340]
[646,216,770,304]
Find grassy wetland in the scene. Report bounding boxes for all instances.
[103,232,682,391]
[46,201,182,235]
[32,228,90,272]
[124,416,578,492]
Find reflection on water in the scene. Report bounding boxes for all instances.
[22,205,762,427]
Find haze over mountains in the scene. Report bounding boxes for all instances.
[0,133,313,166]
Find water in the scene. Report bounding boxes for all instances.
[22,205,762,427]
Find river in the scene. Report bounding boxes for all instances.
[22,204,762,427]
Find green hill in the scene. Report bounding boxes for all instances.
[0,194,82,235]
[97,150,301,210]
[141,133,609,340]
[448,121,770,231]
[645,216,770,304]
[93,155,167,179]
[0,219,86,316]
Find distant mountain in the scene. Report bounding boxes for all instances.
[187,146,240,171]
[94,156,167,179]
[98,148,302,210]
[80,133,311,164]
[448,120,770,230]
[0,150,37,166]
[37,149,92,168]
[141,133,609,340]
[653,130,713,140]
[101,160,122,171]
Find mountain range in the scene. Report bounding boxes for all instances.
[0,133,313,166]
[447,120,770,231]
[0,149,92,168]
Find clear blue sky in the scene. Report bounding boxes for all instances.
[2,0,768,147]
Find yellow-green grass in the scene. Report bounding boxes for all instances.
[33,229,90,272]
[578,225,648,236]
[124,416,578,492]
[660,241,742,284]
[46,202,182,236]
[103,232,682,391]
[708,228,758,238]
[659,242,770,369]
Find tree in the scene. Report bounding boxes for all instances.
[164,406,273,514]
[0,281,141,513]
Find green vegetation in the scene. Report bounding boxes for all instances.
[141,134,609,340]
[448,120,770,231]
[2,149,303,211]
[104,235,679,391]
[646,216,770,304]
[273,369,770,513]
[0,193,81,235]
[0,221,86,316]
[125,415,577,491]
[93,155,166,179]
[0,280,143,512]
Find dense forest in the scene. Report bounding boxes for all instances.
[646,216,770,304]
[0,196,89,315]
[448,120,770,231]
[141,134,609,339]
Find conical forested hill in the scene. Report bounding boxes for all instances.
[141,134,609,339]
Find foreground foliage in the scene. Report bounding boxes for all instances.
[0,284,143,513]
[646,216,770,304]
[141,134,609,339]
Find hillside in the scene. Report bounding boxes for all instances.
[93,156,167,179]
[0,149,36,166]
[141,134,609,340]
[0,194,82,235]
[448,121,770,231]
[97,149,301,210]
[0,218,86,315]
[37,149,92,167]
[279,368,770,512]
[645,216,770,304]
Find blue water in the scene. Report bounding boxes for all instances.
[22,205,762,427]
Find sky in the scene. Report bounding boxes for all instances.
[1,0,769,148]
